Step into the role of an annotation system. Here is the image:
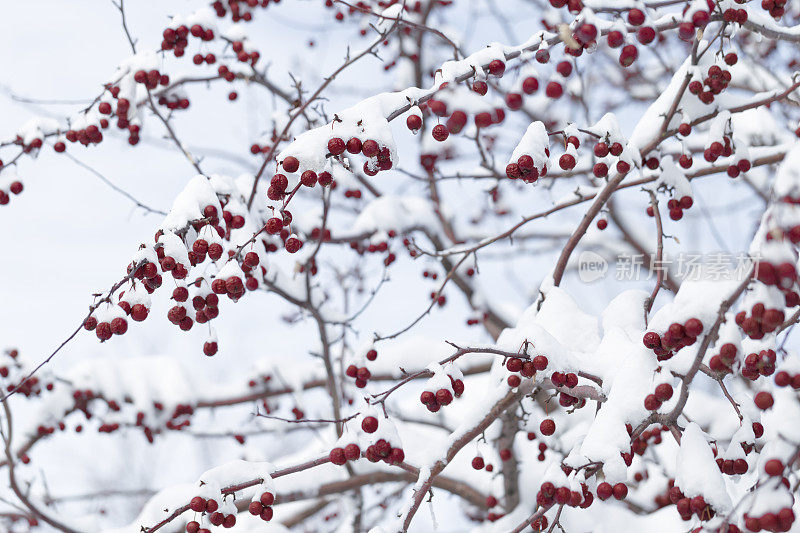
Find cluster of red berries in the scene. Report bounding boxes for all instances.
[14,136,44,153]
[676,7,709,41]
[504,356,537,388]
[744,506,795,532]
[83,313,128,342]
[470,455,494,472]
[182,289,221,325]
[0,179,23,206]
[667,486,717,521]
[188,497,236,528]
[349,237,397,266]
[0,349,52,397]
[88,177,285,354]
[162,23,215,58]
[735,303,786,340]
[591,140,626,178]
[708,342,738,374]
[741,349,777,381]
[97,422,121,434]
[716,456,749,476]
[595,481,628,501]
[722,5,748,24]
[364,438,405,465]
[61,122,105,148]
[160,403,194,434]
[642,318,704,360]
[506,150,549,183]
[643,383,674,411]
[212,0,271,22]
[553,371,588,409]
[662,196,694,221]
[761,0,788,19]
[345,363,372,388]
[117,296,150,325]
[631,425,666,456]
[754,258,798,291]
[689,62,735,106]
[329,443,361,465]
[548,0,583,15]
[246,491,275,522]
[98,85,142,145]
[158,93,191,110]
[420,375,464,412]
[537,481,598,509]
[128,258,164,293]
[326,135,393,176]
[701,136,736,165]
[133,68,169,90]
[774,369,800,388]
[230,40,260,66]
[425,91,507,143]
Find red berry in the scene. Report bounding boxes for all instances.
[361,140,380,157]
[190,497,206,512]
[764,459,783,476]
[637,26,656,44]
[327,137,346,155]
[545,81,563,99]
[596,482,613,500]
[522,77,539,94]
[655,383,673,401]
[487,59,505,77]
[559,154,576,170]
[285,237,303,253]
[432,124,449,142]
[754,391,773,410]
[406,115,422,131]
[282,156,299,173]
[472,81,488,95]
[628,8,645,25]
[329,447,347,465]
[300,170,317,187]
[361,416,378,433]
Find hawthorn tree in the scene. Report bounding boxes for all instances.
[1,0,800,531]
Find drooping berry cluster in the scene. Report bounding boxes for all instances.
[505,151,549,183]
[187,496,236,529]
[0,176,23,206]
[688,63,734,106]
[667,486,717,522]
[419,368,464,412]
[329,443,361,465]
[246,491,275,523]
[740,349,777,381]
[642,318,704,361]
[708,342,739,374]
[643,383,673,411]
[735,304,786,340]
